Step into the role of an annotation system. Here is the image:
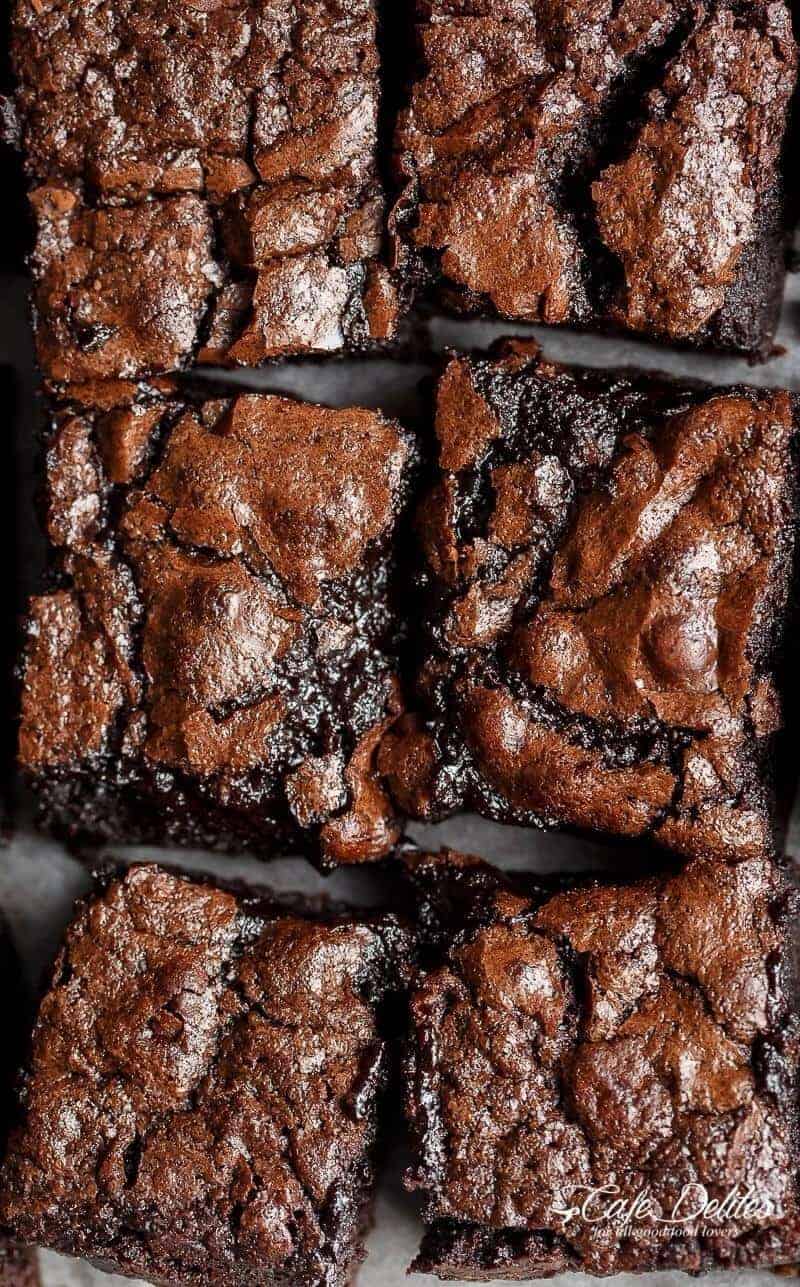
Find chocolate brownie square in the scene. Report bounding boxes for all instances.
[0,863,410,1287]
[11,0,402,375]
[402,848,800,1278]
[18,388,416,865]
[392,0,797,360]
[379,343,799,864]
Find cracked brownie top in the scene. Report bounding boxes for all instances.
[379,343,799,863]
[19,389,416,864]
[403,848,800,1278]
[0,864,410,1287]
[29,188,221,384]
[10,0,379,200]
[12,0,402,372]
[392,0,797,358]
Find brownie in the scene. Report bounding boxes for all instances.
[402,847,800,1278]
[17,388,417,865]
[10,0,402,378]
[392,0,797,360]
[0,863,410,1287]
[0,0,28,274]
[379,343,799,864]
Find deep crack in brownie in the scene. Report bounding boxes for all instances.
[379,343,799,864]
[9,0,402,378]
[391,0,797,360]
[401,847,800,1279]
[18,388,416,865]
[0,863,411,1287]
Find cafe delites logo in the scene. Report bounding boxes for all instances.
[552,1183,778,1239]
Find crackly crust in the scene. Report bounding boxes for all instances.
[591,4,795,341]
[402,848,800,1279]
[0,864,410,1287]
[391,0,796,359]
[28,188,221,385]
[18,389,417,866]
[378,344,799,864]
[11,0,402,375]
